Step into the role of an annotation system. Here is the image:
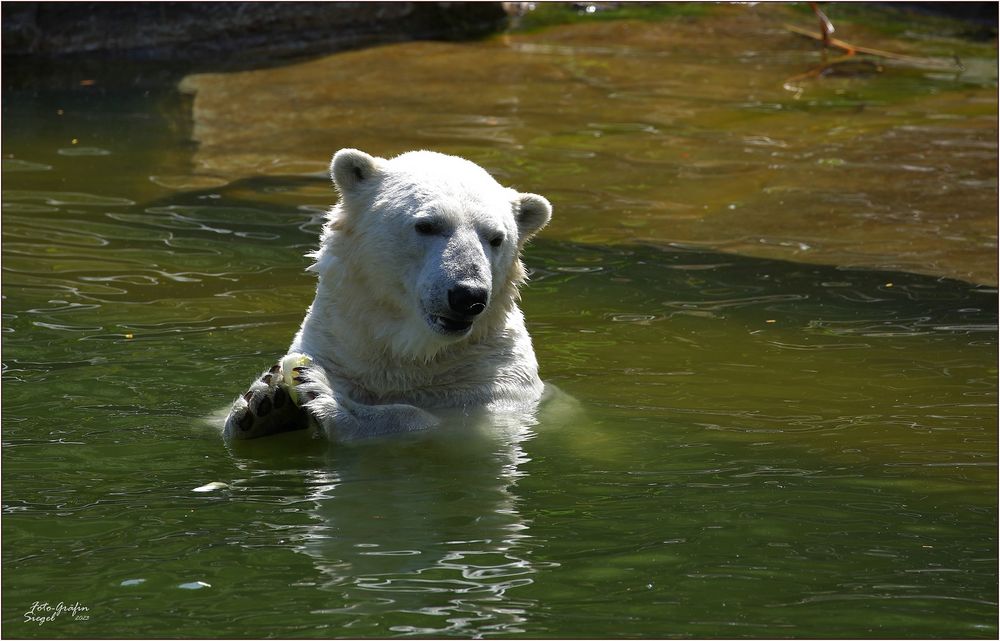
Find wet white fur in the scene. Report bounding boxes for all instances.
[287,149,551,440]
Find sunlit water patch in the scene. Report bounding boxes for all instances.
[176,5,997,285]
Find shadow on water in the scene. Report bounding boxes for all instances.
[530,238,998,332]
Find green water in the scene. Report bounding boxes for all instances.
[3,5,997,639]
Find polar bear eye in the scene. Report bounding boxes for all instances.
[489,234,504,248]
[415,221,439,236]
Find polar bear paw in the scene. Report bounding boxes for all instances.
[292,363,441,441]
[224,353,441,441]
[223,356,314,440]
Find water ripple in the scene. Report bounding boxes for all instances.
[3,190,134,206]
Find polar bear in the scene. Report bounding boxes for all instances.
[223,148,552,441]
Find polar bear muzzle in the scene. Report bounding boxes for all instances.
[422,280,490,337]
[423,283,489,335]
[448,284,488,317]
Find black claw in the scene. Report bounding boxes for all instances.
[261,373,273,385]
[243,390,253,403]
[292,366,307,373]
[273,387,287,409]
[256,396,272,417]
[269,363,281,375]
[292,376,305,384]
[237,411,254,432]
[306,391,318,401]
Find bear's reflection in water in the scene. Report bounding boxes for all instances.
[226,407,561,635]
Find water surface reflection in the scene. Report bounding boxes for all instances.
[228,418,551,636]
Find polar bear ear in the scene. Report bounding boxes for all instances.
[514,193,552,243]
[330,148,380,194]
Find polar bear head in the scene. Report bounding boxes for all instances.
[312,148,551,360]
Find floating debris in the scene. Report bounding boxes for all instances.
[192,482,229,493]
[178,581,211,590]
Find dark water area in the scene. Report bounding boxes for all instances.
[3,4,997,638]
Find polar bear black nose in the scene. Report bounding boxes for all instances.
[448,285,488,317]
